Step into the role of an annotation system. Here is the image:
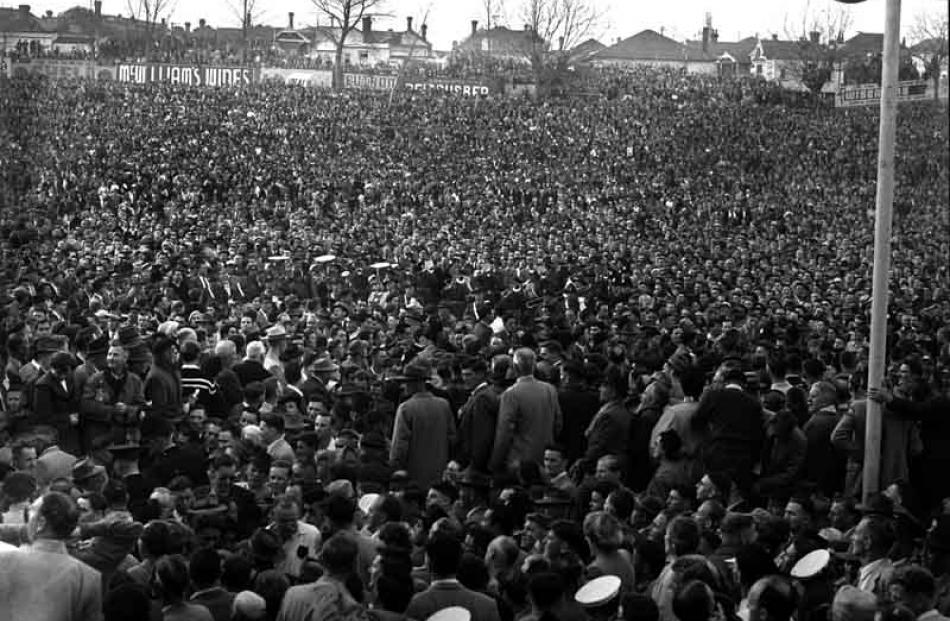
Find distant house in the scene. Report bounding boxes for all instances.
[589,29,728,74]
[749,36,807,86]
[454,20,545,60]
[0,4,55,54]
[910,37,948,83]
[569,38,605,63]
[274,15,432,66]
[684,29,758,77]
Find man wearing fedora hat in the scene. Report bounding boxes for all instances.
[19,334,63,385]
[390,358,456,492]
[32,351,82,454]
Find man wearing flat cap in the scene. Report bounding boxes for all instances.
[81,343,146,455]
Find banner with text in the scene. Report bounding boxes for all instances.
[835,80,931,107]
[404,79,493,96]
[342,73,398,91]
[260,67,333,88]
[116,64,258,86]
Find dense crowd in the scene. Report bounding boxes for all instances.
[0,67,948,621]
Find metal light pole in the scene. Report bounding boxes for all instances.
[859,0,902,504]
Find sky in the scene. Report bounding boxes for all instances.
[7,0,947,50]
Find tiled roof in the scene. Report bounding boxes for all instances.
[593,29,687,62]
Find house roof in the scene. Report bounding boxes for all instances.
[592,30,689,62]
[839,32,883,58]
[756,38,805,61]
[457,26,544,54]
[0,6,48,33]
[53,33,94,44]
[570,38,605,61]
[910,37,948,56]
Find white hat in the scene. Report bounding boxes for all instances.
[575,575,622,607]
[358,493,380,515]
[791,549,831,579]
[233,590,267,620]
[425,607,471,621]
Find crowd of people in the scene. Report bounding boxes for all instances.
[0,66,948,621]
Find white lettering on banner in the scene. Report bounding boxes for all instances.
[405,82,490,96]
[116,64,253,86]
[836,80,930,107]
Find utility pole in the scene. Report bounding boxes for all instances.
[835,0,901,504]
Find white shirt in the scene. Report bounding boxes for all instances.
[274,521,322,579]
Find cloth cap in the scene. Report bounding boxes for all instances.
[232,590,267,620]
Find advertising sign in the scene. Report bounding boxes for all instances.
[9,58,96,79]
[343,73,398,90]
[116,64,257,86]
[404,80,492,96]
[835,80,930,107]
[260,67,333,88]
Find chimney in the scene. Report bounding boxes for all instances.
[160,17,166,27]
[471,20,478,35]
[362,15,372,33]
[524,23,531,32]
[185,21,191,33]
[558,36,564,50]
[421,23,428,40]
[288,12,294,29]
[198,18,206,29]
[406,16,412,31]
[809,30,820,44]
[772,33,778,41]
[711,29,719,43]
[94,0,101,17]
[18,5,30,14]
[702,26,710,53]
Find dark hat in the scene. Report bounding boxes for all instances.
[338,428,361,442]
[117,326,142,348]
[108,442,141,460]
[127,342,152,365]
[86,335,109,357]
[50,351,75,370]
[394,359,431,382]
[34,335,62,354]
[458,468,492,491]
[720,512,755,535]
[150,334,177,356]
[72,458,106,482]
[309,357,339,373]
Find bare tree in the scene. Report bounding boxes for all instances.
[780,2,853,95]
[126,0,176,31]
[518,0,602,94]
[910,10,948,99]
[311,0,386,90]
[224,0,267,38]
[482,0,507,30]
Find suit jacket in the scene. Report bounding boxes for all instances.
[583,400,632,469]
[232,359,271,387]
[144,365,183,423]
[405,580,501,621]
[557,384,600,462]
[0,538,102,621]
[80,369,146,453]
[490,376,562,474]
[32,371,82,454]
[190,587,234,621]
[694,386,765,494]
[390,391,456,490]
[35,445,79,488]
[457,383,501,472]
